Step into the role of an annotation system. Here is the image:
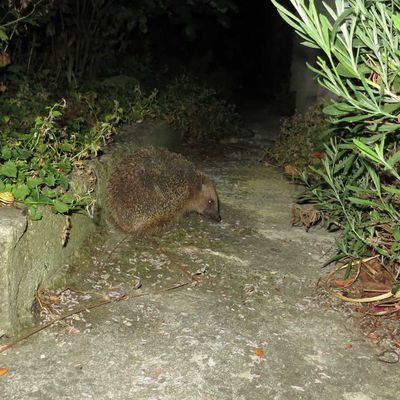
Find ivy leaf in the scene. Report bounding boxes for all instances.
[53,200,70,213]
[1,146,12,160]
[27,177,43,189]
[60,193,75,204]
[60,142,73,152]
[41,187,56,198]
[28,206,43,221]
[12,184,30,201]
[58,161,72,172]
[57,175,69,190]
[0,161,18,178]
[44,174,56,187]
[16,149,32,160]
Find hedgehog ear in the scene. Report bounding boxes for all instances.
[200,174,211,189]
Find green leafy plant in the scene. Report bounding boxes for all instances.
[300,137,400,261]
[272,0,400,270]
[161,75,242,141]
[272,0,400,129]
[1,70,244,220]
[0,98,122,220]
[2,0,238,85]
[271,104,330,169]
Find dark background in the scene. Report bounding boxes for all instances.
[4,0,294,103]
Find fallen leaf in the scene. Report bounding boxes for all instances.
[254,347,265,358]
[367,332,378,340]
[392,340,400,348]
[310,151,325,159]
[0,367,8,376]
[283,164,300,178]
[345,344,353,349]
[332,278,356,288]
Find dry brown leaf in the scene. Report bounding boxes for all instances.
[332,278,356,288]
[393,340,400,348]
[0,367,8,376]
[310,151,325,159]
[254,347,265,358]
[60,216,71,247]
[291,204,323,231]
[283,164,300,179]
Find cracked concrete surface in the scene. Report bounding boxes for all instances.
[1,131,398,399]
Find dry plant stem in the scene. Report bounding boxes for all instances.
[0,281,189,354]
[331,291,393,303]
[159,247,198,282]
[377,350,400,364]
[105,235,130,263]
[327,263,362,286]
[327,255,397,303]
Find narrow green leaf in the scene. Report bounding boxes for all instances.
[391,13,400,31]
[0,28,8,42]
[322,253,347,267]
[352,139,381,163]
[387,150,400,167]
[383,185,400,195]
[365,164,381,197]
[392,228,400,241]
[348,197,377,207]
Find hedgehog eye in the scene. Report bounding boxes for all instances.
[208,199,214,205]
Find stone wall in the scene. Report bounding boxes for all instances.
[0,120,180,336]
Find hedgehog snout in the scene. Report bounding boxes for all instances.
[202,198,221,222]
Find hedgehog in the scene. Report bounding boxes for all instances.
[106,147,221,234]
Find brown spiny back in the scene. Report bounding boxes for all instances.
[106,147,219,234]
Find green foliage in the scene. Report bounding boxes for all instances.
[0,94,122,219]
[271,104,330,169]
[161,76,242,141]
[271,0,400,130]
[299,137,400,262]
[1,0,238,84]
[0,70,243,220]
[272,0,400,267]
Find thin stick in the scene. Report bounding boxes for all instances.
[0,281,189,354]
[105,234,130,263]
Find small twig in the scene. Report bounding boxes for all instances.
[159,247,199,282]
[105,234,130,263]
[0,281,189,354]
[0,294,126,354]
[377,350,400,364]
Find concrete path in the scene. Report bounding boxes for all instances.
[1,120,398,399]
